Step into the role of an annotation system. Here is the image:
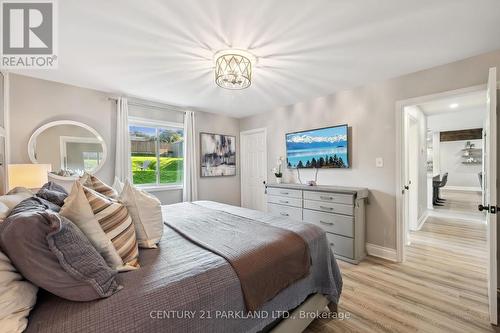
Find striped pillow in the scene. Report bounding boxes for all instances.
[80,173,119,199]
[83,187,140,270]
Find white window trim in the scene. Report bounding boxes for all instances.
[137,184,183,192]
[128,116,184,190]
[128,116,183,129]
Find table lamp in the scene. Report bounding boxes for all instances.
[7,164,51,191]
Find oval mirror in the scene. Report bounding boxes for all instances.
[28,120,107,179]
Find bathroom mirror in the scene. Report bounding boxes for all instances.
[28,120,107,179]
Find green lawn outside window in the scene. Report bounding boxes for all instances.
[131,156,183,185]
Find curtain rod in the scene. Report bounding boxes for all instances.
[107,96,186,114]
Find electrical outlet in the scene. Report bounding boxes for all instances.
[376,157,384,168]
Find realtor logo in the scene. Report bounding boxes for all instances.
[1,0,57,68]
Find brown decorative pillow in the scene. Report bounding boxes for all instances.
[0,206,121,301]
[83,186,140,270]
[80,173,118,199]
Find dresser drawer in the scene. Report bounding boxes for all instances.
[303,191,353,205]
[267,187,302,199]
[267,195,302,208]
[303,209,354,237]
[304,199,353,216]
[267,203,302,220]
[326,233,354,259]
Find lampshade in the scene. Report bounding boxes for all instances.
[7,164,51,191]
[214,49,256,90]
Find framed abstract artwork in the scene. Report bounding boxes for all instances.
[200,132,236,177]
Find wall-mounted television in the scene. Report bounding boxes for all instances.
[286,124,349,169]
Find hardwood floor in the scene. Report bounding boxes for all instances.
[434,189,482,215]
[305,216,495,333]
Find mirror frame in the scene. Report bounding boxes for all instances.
[28,120,107,179]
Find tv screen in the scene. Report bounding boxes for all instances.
[286,125,349,169]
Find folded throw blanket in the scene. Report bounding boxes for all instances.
[164,203,311,311]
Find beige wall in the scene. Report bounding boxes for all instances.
[240,49,500,250]
[8,74,241,206]
[9,74,116,183]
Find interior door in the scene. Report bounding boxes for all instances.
[240,129,267,211]
[483,67,497,325]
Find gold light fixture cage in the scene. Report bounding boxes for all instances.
[214,50,256,90]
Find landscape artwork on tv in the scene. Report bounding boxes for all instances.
[200,133,236,177]
[286,125,349,169]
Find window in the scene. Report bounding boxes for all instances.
[129,121,184,187]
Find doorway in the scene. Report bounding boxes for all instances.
[240,128,267,211]
[396,68,498,325]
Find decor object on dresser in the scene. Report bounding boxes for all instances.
[7,164,51,191]
[266,183,368,264]
[200,132,236,177]
[286,125,349,169]
[28,120,107,180]
[272,156,284,184]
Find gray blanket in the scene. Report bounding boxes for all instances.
[165,203,311,311]
[26,201,342,333]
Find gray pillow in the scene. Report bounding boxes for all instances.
[36,188,67,207]
[9,197,60,216]
[0,209,121,301]
[41,181,69,195]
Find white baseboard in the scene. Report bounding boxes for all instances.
[416,212,429,231]
[442,186,482,192]
[366,243,398,262]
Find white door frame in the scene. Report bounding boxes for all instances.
[395,84,487,262]
[1,71,9,195]
[240,127,267,210]
[485,67,498,325]
[406,113,419,240]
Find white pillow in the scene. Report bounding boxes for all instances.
[0,188,34,220]
[0,202,9,222]
[60,182,124,270]
[119,179,163,248]
[0,250,38,333]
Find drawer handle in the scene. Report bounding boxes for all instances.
[280,192,289,195]
[320,196,334,200]
[320,206,334,211]
[279,200,289,204]
[320,220,334,225]
[329,242,335,247]
[280,212,289,216]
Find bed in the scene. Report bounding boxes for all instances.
[26,201,342,333]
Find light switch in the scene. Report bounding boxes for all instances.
[376,157,384,168]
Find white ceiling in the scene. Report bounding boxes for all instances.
[15,0,500,118]
[418,91,487,115]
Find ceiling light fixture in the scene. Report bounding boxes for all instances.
[449,103,459,109]
[214,49,256,90]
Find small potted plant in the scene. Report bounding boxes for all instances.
[272,157,284,184]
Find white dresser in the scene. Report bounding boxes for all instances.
[266,183,369,264]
